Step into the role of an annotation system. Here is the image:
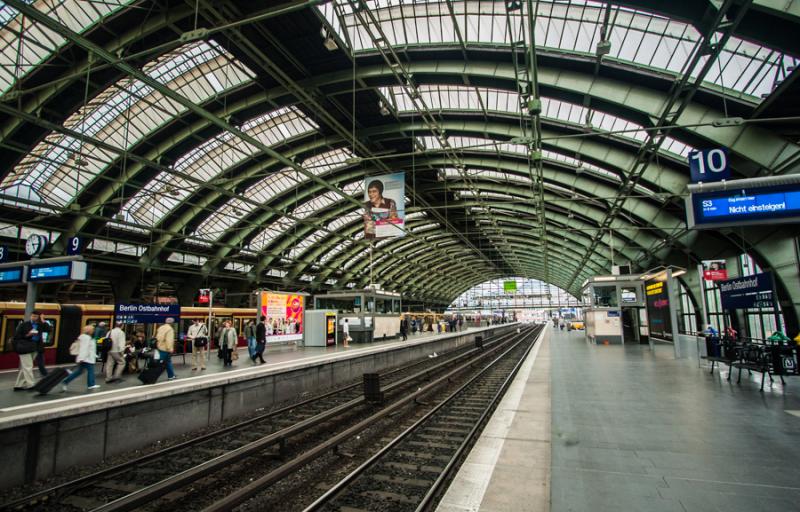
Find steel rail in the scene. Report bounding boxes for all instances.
[0,328,514,512]
[301,325,542,512]
[88,328,521,512]
[200,325,540,512]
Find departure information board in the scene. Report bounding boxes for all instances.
[686,182,800,229]
[0,267,23,284]
[27,261,87,282]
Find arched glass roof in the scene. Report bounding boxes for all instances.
[0,0,797,305]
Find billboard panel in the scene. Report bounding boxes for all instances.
[364,172,405,238]
[702,260,728,281]
[645,279,673,342]
[258,292,305,343]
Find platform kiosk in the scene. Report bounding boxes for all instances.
[313,288,402,343]
[581,275,646,345]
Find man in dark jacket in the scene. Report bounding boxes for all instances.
[14,310,50,390]
[253,315,267,364]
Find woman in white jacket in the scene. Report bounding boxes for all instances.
[62,324,100,391]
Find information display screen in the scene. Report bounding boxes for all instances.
[0,267,23,284]
[27,263,71,281]
[687,182,800,229]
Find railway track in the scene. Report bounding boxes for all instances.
[304,325,542,512]
[1,327,522,512]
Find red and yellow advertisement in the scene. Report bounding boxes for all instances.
[258,292,304,342]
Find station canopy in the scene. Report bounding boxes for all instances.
[0,0,797,305]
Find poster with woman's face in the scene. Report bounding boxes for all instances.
[363,172,405,238]
[702,260,728,281]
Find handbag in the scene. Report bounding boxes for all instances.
[194,337,208,348]
[69,339,80,356]
[232,349,239,361]
[14,338,37,354]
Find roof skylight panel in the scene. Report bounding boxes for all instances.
[0,1,132,95]
[2,40,253,211]
[127,106,315,230]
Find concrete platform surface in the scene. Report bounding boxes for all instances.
[549,328,800,512]
[437,325,551,512]
[0,326,485,429]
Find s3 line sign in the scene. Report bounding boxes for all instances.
[686,181,800,229]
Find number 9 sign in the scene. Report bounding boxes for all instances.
[66,236,82,256]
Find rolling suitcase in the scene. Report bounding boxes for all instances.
[138,359,165,385]
[31,368,70,395]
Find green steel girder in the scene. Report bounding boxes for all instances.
[375,233,608,294]
[364,238,603,295]
[297,60,799,175]
[0,4,196,147]
[347,209,614,286]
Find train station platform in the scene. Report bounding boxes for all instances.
[439,326,800,512]
[0,323,513,488]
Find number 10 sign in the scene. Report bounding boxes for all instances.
[688,148,730,183]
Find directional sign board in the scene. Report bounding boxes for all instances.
[718,272,775,310]
[114,304,181,324]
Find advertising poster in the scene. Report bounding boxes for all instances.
[363,172,405,238]
[258,291,304,343]
[644,279,673,341]
[702,260,728,281]
[503,280,517,292]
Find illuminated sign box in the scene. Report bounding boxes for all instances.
[686,179,800,229]
[27,261,88,282]
[0,267,23,284]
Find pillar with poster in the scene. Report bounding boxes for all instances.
[256,291,307,344]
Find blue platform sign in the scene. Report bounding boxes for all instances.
[114,304,181,324]
[687,181,800,229]
[718,272,775,310]
[66,236,82,255]
[688,148,730,183]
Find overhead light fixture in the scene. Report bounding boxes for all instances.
[596,40,611,57]
[379,102,390,116]
[320,27,338,51]
[113,212,125,221]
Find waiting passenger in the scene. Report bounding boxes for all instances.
[105,322,127,383]
[62,325,100,391]
[155,318,178,380]
[342,319,350,347]
[187,318,208,371]
[244,319,257,360]
[253,315,267,364]
[220,320,238,367]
